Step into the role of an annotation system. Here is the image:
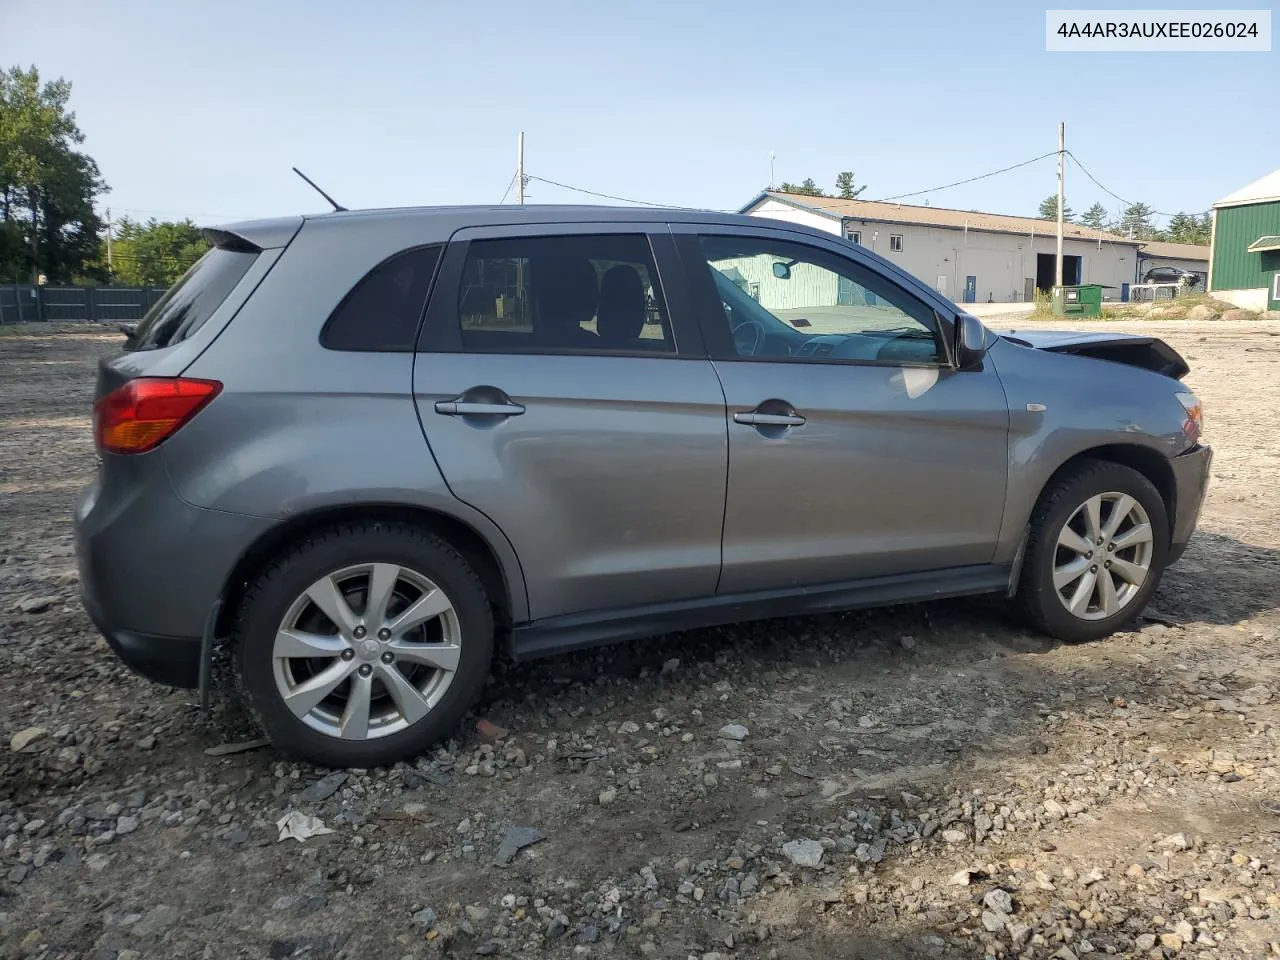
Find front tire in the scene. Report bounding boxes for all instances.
[1018,461,1169,643]
[233,522,493,768]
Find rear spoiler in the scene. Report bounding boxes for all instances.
[202,215,303,253]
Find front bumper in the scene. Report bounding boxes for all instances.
[1167,442,1212,564]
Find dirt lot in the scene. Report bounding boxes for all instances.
[2,319,1279,960]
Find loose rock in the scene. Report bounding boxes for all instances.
[718,723,749,741]
[10,726,46,752]
[298,771,348,803]
[781,839,823,867]
[492,825,545,866]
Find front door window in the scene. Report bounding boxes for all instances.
[695,235,944,366]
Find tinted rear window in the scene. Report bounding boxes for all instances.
[126,248,258,352]
[321,245,442,352]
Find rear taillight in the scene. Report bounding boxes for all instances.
[94,377,222,454]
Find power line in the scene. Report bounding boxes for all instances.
[1066,152,1211,219]
[875,152,1059,202]
[524,175,716,209]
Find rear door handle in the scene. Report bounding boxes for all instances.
[733,411,806,427]
[434,400,526,417]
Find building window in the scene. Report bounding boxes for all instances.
[889,234,903,253]
[1273,271,1280,301]
[845,230,861,245]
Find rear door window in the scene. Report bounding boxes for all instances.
[126,248,258,352]
[452,234,674,354]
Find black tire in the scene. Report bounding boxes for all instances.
[233,521,493,768]
[1017,460,1169,643]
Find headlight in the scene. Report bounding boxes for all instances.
[1176,391,1203,445]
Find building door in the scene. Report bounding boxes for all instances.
[964,276,977,303]
[1035,254,1083,292]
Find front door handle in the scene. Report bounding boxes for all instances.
[733,411,806,427]
[435,400,526,417]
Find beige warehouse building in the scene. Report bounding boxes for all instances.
[740,192,1206,304]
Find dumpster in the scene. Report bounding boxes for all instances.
[1051,283,1107,318]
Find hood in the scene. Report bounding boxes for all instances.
[997,328,1190,380]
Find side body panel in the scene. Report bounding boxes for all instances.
[986,337,1194,563]
[669,223,1011,593]
[411,224,729,621]
[710,358,1011,590]
[170,215,531,620]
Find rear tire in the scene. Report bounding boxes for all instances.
[233,521,493,768]
[1018,461,1169,643]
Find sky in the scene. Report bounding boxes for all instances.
[1,0,1276,228]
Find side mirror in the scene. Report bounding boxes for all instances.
[955,313,989,370]
[771,261,791,280]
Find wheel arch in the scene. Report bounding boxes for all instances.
[1043,444,1176,533]
[214,503,523,639]
[1007,442,1176,596]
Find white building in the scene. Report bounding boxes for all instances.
[740,192,1145,304]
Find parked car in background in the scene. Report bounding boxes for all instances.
[1142,266,1201,287]
[75,205,1211,768]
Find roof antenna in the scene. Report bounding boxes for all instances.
[291,167,347,212]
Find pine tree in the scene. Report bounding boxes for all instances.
[834,171,866,199]
[1037,194,1074,222]
[1079,203,1109,230]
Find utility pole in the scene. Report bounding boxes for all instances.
[29,186,39,285]
[516,131,525,205]
[105,207,114,276]
[1055,121,1065,289]
[769,151,776,190]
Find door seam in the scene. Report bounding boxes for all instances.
[707,358,731,595]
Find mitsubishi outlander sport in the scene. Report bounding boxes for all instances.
[74,204,1211,767]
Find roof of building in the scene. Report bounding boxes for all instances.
[1247,235,1280,254]
[1135,240,1211,262]
[1214,168,1280,208]
[741,191,1142,245]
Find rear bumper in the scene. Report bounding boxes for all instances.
[1167,442,1212,564]
[81,588,202,688]
[73,453,272,689]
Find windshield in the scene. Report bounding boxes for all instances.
[127,247,258,352]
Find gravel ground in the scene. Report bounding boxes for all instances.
[2,319,1279,960]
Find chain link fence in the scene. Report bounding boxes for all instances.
[0,284,168,325]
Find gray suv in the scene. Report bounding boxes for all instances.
[74,205,1211,768]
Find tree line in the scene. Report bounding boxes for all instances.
[1,64,208,288]
[777,172,867,199]
[1035,195,1211,245]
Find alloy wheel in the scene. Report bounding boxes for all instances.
[1052,492,1154,621]
[271,562,461,740]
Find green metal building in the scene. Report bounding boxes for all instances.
[1209,168,1280,312]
